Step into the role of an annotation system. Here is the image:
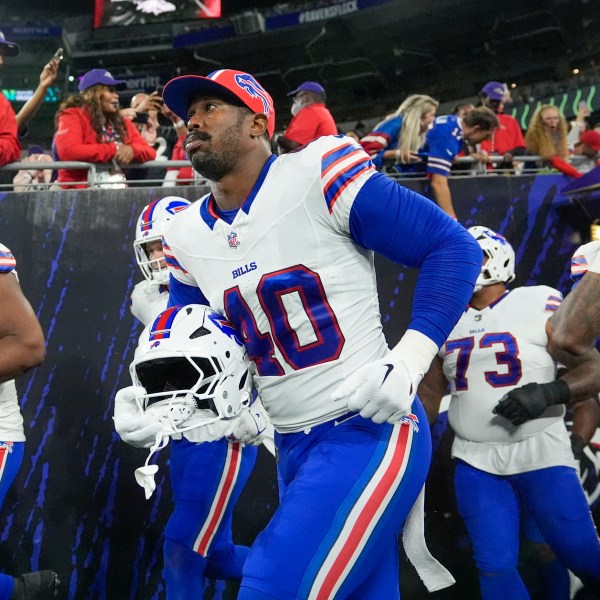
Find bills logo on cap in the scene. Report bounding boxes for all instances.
[228,231,240,249]
[234,73,273,117]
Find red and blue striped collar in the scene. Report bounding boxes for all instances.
[199,154,277,229]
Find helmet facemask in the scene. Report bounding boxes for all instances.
[134,235,170,286]
[132,352,250,436]
[134,196,191,286]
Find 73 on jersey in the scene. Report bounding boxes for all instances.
[223,265,345,375]
[445,332,523,390]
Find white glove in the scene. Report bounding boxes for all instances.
[113,386,163,448]
[331,330,438,424]
[231,400,270,445]
[182,409,237,444]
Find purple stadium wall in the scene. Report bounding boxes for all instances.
[0,173,596,599]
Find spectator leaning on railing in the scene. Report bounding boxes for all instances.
[53,69,156,189]
[360,94,438,173]
[525,104,582,179]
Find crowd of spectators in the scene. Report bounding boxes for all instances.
[1,24,600,196]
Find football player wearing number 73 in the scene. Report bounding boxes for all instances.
[418,226,600,600]
[158,67,483,599]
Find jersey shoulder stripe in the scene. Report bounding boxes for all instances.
[321,141,375,212]
[163,240,189,274]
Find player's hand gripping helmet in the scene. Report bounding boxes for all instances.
[468,226,516,292]
[130,304,253,436]
[134,196,190,286]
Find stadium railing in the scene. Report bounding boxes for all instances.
[0,156,549,190]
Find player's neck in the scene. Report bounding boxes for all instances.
[470,283,507,310]
[210,149,273,211]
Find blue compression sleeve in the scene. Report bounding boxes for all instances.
[349,172,482,347]
[168,274,209,308]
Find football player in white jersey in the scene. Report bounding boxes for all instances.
[0,243,60,599]
[117,199,268,599]
[155,68,484,599]
[419,227,600,599]
[130,196,190,325]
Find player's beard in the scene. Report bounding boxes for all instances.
[189,112,245,181]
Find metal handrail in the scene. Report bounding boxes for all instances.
[0,156,555,191]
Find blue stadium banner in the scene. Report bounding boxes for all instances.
[94,0,221,28]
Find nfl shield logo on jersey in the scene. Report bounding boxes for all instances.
[228,231,240,249]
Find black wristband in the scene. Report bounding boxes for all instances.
[540,379,571,406]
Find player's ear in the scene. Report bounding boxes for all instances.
[250,113,269,138]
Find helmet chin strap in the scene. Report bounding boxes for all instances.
[134,431,170,500]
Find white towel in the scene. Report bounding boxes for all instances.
[402,485,456,592]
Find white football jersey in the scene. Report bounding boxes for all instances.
[130,281,169,327]
[0,243,25,441]
[441,286,574,474]
[164,136,389,432]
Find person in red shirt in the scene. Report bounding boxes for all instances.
[526,104,583,179]
[0,31,21,170]
[277,81,337,152]
[478,81,526,170]
[53,69,156,188]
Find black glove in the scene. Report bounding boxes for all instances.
[492,379,571,426]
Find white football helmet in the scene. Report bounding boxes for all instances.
[570,240,600,283]
[468,226,516,292]
[134,196,190,286]
[130,304,253,436]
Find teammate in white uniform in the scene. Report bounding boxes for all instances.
[419,227,600,599]
[157,68,483,599]
[117,198,265,599]
[130,196,189,324]
[0,243,59,599]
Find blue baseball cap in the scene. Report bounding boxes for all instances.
[78,68,126,92]
[0,30,19,57]
[480,81,505,101]
[287,81,326,96]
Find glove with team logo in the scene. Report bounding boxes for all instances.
[492,379,571,426]
[113,386,163,449]
[230,399,270,445]
[331,330,438,424]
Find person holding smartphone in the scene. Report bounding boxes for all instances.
[15,48,62,137]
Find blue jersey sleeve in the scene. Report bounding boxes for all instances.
[168,274,209,308]
[425,116,462,177]
[349,171,482,347]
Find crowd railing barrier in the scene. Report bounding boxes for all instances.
[0,156,550,190]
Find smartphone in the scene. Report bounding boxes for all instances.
[52,47,64,62]
[578,100,589,110]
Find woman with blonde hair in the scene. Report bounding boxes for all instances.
[53,68,156,188]
[360,94,438,171]
[525,104,582,178]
